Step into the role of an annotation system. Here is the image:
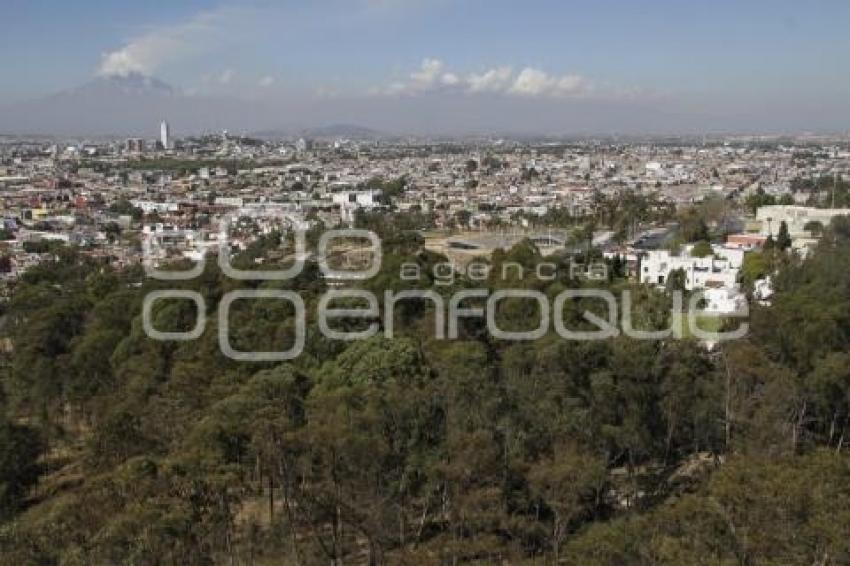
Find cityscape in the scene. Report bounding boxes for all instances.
[1,1,850,564]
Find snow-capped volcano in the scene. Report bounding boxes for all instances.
[0,73,268,136]
[65,72,177,98]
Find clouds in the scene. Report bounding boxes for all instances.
[94,4,619,103]
[94,0,634,112]
[509,68,590,97]
[374,58,598,99]
[97,9,227,77]
[409,58,445,89]
[94,0,424,79]
[467,66,514,94]
[217,69,235,85]
[380,59,460,95]
[440,72,460,86]
[95,2,283,95]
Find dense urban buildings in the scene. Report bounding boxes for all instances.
[1,128,847,299]
[2,125,849,562]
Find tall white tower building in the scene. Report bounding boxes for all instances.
[160,120,171,150]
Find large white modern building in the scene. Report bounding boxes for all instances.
[701,287,748,314]
[640,244,744,291]
[332,189,383,222]
[756,205,850,238]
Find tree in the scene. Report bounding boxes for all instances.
[776,221,792,251]
[740,251,772,289]
[666,267,688,294]
[829,215,850,242]
[678,207,710,243]
[103,222,122,243]
[10,293,90,418]
[0,417,43,518]
[5,199,850,563]
[528,443,606,563]
[108,199,143,221]
[804,220,824,238]
[745,187,777,214]
[806,353,850,450]
[763,234,776,251]
[454,209,472,229]
[690,240,714,258]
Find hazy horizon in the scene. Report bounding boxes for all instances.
[3,0,849,136]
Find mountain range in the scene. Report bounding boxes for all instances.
[0,73,377,139]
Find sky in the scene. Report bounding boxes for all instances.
[2,0,850,134]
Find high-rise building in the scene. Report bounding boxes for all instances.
[160,120,171,150]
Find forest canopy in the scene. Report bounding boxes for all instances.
[1,217,850,564]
